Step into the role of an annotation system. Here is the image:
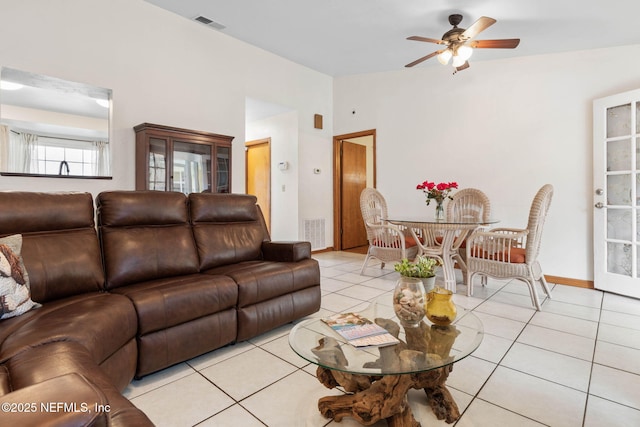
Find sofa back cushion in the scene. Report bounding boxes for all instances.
[0,192,104,303]
[97,191,199,290]
[189,193,269,270]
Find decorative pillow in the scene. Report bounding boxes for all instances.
[0,234,39,319]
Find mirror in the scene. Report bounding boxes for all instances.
[0,67,111,178]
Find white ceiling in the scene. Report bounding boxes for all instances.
[144,0,640,76]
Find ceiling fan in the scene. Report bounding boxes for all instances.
[405,14,520,73]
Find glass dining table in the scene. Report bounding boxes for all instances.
[385,217,499,292]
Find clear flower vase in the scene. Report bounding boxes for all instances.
[435,200,445,220]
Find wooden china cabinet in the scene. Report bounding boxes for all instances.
[134,123,233,194]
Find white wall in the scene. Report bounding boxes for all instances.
[0,0,333,242]
[334,44,640,281]
[4,1,640,279]
[246,111,299,241]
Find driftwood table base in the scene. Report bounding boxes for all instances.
[311,320,463,426]
[316,364,459,426]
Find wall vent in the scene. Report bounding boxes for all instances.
[303,219,326,250]
[193,15,226,30]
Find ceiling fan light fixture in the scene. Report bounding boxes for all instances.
[437,49,452,65]
[451,55,466,67]
[405,14,519,72]
[457,45,473,61]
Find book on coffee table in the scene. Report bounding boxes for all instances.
[321,312,400,348]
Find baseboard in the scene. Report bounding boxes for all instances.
[545,275,594,289]
[311,249,594,290]
[312,247,335,254]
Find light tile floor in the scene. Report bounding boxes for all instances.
[123,251,640,426]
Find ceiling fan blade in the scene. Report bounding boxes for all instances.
[407,36,445,45]
[456,61,470,72]
[460,16,496,41]
[469,39,520,49]
[405,50,441,68]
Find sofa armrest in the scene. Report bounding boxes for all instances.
[0,373,108,427]
[262,241,311,262]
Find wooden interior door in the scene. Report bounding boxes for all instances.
[340,141,368,249]
[245,138,271,232]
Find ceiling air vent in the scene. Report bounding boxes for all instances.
[193,15,226,30]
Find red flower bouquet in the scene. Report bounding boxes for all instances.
[416,181,458,205]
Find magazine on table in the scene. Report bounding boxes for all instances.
[321,312,400,348]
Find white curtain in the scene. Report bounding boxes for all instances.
[92,141,110,176]
[7,131,39,173]
[0,125,8,171]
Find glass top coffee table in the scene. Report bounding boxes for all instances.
[289,295,483,425]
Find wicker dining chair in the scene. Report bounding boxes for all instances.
[446,188,491,282]
[446,188,491,223]
[359,188,419,274]
[465,184,554,310]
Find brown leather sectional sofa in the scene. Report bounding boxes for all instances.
[0,190,321,426]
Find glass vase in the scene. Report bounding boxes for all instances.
[393,277,426,328]
[426,287,457,326]
[435,199,445,220]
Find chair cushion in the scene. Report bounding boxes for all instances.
[372,236,420,248]
[0,235,39,319]
[471,246,526,264]
[435,235,468,248]
[498,247,526,263]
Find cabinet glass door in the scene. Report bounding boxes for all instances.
[173,140,212,193]
[148,137,166,191]
[216,146,230,193]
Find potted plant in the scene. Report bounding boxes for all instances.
[394,256,439,292]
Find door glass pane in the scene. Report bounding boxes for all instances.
[636,102,640,134]
[216,146,230,193]
[607,104,631,137]
[173,141,211,194]
[149,138,166,191]
[608,242,632,276]
[608,209,631,240]
[607,139,631,171]
[607,174,631,205]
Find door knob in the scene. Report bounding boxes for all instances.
[595,188,604,195]
[595,202,604,209]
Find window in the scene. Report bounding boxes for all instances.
[3,131,110,176]
[37,137,98,176]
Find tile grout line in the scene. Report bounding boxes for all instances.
[451,287,539,425]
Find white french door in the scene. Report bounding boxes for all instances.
[593,88,640,298]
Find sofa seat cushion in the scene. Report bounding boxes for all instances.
[111,273,238,335]
[203,259,320,308]
[0,372,110,426]
[3,341,153,426]
[0,292,137,365]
